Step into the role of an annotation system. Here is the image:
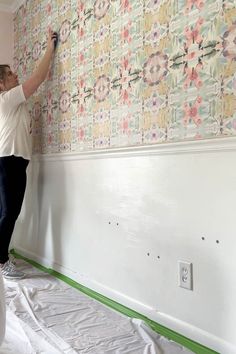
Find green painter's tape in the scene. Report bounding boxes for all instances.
[10,249,219,354]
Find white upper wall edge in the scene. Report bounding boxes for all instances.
[0,0,25,13]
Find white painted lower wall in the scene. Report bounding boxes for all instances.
[13,137,236,354]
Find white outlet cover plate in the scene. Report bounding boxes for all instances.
[178,261,193,290]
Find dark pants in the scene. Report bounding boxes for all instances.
[0,156,29,264]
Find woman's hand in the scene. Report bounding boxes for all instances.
[22,27,58,99]
[47,28,58,53]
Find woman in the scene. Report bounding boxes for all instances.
[0,29,57,280]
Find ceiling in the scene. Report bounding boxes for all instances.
[0,0,25,12]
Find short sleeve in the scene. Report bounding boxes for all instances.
[0,85,26,109]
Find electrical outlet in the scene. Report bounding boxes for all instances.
[178,261,193,290]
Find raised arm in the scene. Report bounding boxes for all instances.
[22,29,57,99]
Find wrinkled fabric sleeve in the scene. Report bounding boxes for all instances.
[0,85,26,110]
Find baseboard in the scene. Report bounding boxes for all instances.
[11,247,236,354]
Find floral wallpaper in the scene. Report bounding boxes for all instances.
[13,0,236,154]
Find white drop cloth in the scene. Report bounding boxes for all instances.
[0,259,193,354]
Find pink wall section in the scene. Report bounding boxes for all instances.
[0,11,13,67]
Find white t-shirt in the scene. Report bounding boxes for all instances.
[0,85,32,160]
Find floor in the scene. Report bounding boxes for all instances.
[1,259,193,354]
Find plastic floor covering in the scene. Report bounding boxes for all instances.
[0,259,193,354]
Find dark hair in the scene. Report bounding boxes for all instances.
[0,65,10,81]
[0,65,10,92]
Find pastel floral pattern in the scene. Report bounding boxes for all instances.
[32,102,41,121]
[59,91,71,113]
[143,52,168,86]
[94,0,110,20]
[32,41,41,61]
[94,75,110,102]
[223,24,236,61]
[185,0,204,14]
[13,0,236,154]
[183,97,202,126]
[60,20,71,43]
